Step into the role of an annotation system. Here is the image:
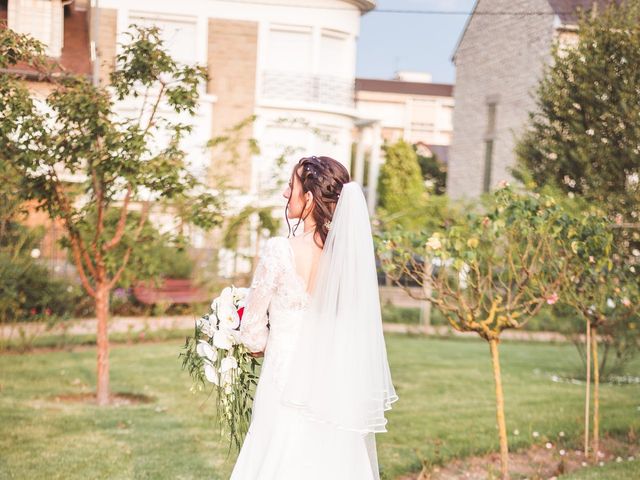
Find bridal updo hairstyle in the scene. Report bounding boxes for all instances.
[286,155,350,247]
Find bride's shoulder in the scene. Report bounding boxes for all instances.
[262,236,292,255]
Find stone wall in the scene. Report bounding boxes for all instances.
[447,0,557,199]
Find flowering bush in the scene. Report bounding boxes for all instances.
[180,286,260,451]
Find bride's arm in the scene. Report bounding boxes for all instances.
[239,238,284,355]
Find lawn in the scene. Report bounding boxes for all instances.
[0,334,638,479]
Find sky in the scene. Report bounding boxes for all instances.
[356,0,477,84]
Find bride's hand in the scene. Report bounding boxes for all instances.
[249,351,264,358]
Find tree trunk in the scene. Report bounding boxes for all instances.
[584,320,591,459]
[95,284,110,406]
[420,257,433,333]
[591,326,600,460]
[489,338,509,480]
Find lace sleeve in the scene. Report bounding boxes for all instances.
[239,237,288,353]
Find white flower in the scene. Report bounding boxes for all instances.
[560,449,566,456]
[220,356,238,373]
[559,431,565,437]
[30,248,41,259]
[586,128,595,136]
[204,363,219,385]
[218,305,241,330]
[616,456,623,463]
[607,298,615,309]
[196,340,217,362]
[197,317,216,337]
[513,429,520,436]
[632,249,640,257]
[212,329,235,350]
[533,431,540,438]
[212,287,234,312]
[233,287,249,308]
[426,235,442,250]
[546,442,553,449]
[548,152,558,160]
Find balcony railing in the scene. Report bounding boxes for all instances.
[261,71,354,109]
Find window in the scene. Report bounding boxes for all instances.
[129,14,197,64]
[266,25,313,74]
[319,29,350,78]
[483,101,498,193]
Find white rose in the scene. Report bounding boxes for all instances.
[196,340,217,362]
[426,235,442,250]
[218,305,241,330]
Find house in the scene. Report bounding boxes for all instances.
[4,0,375,276]
[92,0,375,200]
[1,0,93,271]
[446,0,614,199]
[354,71,453,211]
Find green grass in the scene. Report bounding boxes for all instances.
[0,335,638,479]
[562,459,640,479]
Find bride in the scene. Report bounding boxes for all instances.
[230,155,398,479]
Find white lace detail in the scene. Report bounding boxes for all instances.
[239,236,310,375]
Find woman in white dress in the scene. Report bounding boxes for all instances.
[230,156,398,480]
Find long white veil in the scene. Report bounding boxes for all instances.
[281,182,398,434]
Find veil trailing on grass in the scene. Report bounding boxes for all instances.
[281,181,398,434]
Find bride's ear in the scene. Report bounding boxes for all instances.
[303,191,314,215]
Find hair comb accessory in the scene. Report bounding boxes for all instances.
[324,220,332,230]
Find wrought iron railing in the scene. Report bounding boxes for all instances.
[261,71,354,108]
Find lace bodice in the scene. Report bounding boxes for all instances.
[239,237,310,388]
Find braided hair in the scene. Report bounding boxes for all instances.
[286,155,350,247]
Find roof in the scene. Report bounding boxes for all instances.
[451,0,619,62]
[346,0,376,13]
[547,0,619,25]
[355,78,454,97]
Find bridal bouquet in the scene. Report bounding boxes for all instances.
[180,286,261,451]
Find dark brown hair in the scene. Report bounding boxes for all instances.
[286,155,350,247]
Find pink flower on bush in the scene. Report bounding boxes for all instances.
[546,292,559,305]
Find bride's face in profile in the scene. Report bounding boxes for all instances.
[283,167,313,220]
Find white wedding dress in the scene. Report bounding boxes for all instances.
[230,236,382,479]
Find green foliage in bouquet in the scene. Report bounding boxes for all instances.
[180,288,261,454]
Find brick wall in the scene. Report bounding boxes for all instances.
[96,8,117,86]
[207,18,259,192]
[447,0,557,199]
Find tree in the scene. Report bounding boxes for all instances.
[0,26,224,405]
[415,147,447,195]
[558,212,639,460]
[377,184,580,480]
[377,139,428,230]
[514,1,640,247]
